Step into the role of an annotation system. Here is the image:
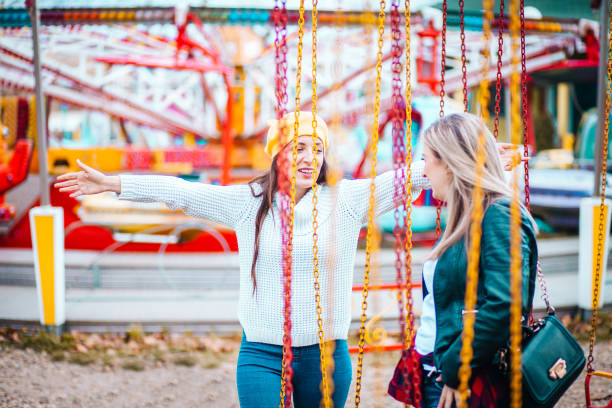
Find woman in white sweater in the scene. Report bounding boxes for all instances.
[55,111,516,407]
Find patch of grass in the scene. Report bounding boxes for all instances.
[152,349,167,364]
[200,351,221,369]
[69,352,96,366]
[563,311,612,342]
[101,353,116,368]
[122,358,145,371]
[50,351,66,362]
[20,330,75,353]
[125,324,145,343]
[173,353,198,367]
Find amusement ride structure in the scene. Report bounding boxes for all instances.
[0,1,611,407]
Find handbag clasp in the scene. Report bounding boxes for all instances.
[548,358,567,380]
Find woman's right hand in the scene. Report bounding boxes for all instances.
[54,159,120,198]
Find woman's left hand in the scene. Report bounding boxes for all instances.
[497,142,529,171]
[436,376,468,408]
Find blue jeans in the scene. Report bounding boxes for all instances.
[236,334,352,408]
[421,371,455,408]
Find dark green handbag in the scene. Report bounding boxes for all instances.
[498,261,585,408]
[521,313,586,407]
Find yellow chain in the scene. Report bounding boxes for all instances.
[2,96,17,148]
[456,133,487,408]
[509,154,523,408]
[508,1,523,406]
[479,0,492,122]
[319,4,345,402]
[588,0,612,373]
[509,0,521,145]
[456,2,493,406]
[279,1,305,406]
[309,1,333,407]
[28,96,37,142]
[403,0,415,349]
[354,2,385,406]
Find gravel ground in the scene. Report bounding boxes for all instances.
[1,340,610,408]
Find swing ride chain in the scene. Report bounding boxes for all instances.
[28,96,37,140]
[479,0,492,121]
[588,0,612,373]
[278,0,296,405]
[455,0,493,406]
[459,0,468,112]
[391,0,407,343]
[404,1,422,405]
[493,0,504,139]
[274,0,289,120]
[456,105,487,408]
[520,0,530,210]
[390,0,414,403]
[439,0,447,118]
[434,0,448,240]
[508,1,524,406]
[309,2,333,406]
[355,2,385,406]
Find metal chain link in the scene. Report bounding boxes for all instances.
[309,1,332,406]
[535,259,554,314]
[508,1,524,406]
[459,0,468,112]
[389,1,415,404]
[587,0,612,373]
[456,0,492,405]
[404,1,421,405]
[520,0,530,210]
[435,0,448,240]
[493,0,505,139]
[509,155,524,408]
[354,2,385,406]
[439,0,447,119]
[277,0,296,405]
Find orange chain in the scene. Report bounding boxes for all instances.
[354,1,385,406]
[508,0,524,406]
[587,0,612,374]
[403,1,422,406]
[456,1,493,406]
[279,1,304,406]
[28,96,37,142]
[309,1,333,406]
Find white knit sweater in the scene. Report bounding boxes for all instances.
[118,161,429,346]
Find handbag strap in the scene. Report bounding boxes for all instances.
[536,258,555,315]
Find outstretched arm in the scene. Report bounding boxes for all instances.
[339,160,430,223]
[54,160,253,229]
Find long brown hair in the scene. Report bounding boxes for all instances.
[248,155,328,293]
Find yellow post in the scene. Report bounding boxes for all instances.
[29,206,65,332]
[556,83,574,150]
[578,197,611,310]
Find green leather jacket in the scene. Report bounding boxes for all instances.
[430,199,538,388]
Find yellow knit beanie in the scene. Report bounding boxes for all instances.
[265,111,329,158]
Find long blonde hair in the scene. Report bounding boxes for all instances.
[423,113,531,260]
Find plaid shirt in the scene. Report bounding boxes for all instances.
[388,350,509,407]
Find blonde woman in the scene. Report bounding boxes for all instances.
[389,112,538,408]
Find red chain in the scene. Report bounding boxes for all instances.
[274,1,294,406]
[520,0,530,210]
[439,0,447,118]
[435,0,447,240]
[390,1,415,403]
[459,0,468,112]
[493,0,505,140]
[434,204,442,240]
